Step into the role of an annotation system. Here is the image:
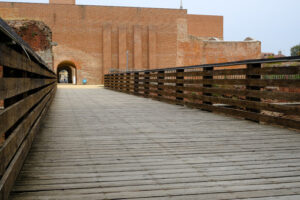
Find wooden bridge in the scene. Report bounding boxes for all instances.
[2,18,300,200]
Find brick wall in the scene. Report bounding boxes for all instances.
[187,15,223,40]
[0,2,261,84]
[50,0,75,5]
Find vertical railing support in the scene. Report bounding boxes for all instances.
[203,67,213,109]
[144,72,150,97]
[0,65,3,110]
[119,73,124,91]
[126,72,130,93]
[246,63,262,122]
[134,72,139,95]
[111,74,115,90]
[115,74,119,90]
[0,65,4,145]
[109,74,113,89]
[157,70,165,98]
[176,69,184,105]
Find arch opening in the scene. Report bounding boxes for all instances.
[57,61,77,84]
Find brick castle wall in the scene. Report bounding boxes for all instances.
[0,2,261,84]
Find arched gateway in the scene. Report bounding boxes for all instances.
[56,61,77,84]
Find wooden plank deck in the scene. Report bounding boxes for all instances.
[9,85,300,200]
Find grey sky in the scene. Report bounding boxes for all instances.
[0,0,299,55]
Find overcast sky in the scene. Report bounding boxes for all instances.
[0,0,299,55]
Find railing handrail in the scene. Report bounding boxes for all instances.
[105,58,300,131]
[107,56,300,75]
[0,18,56,200]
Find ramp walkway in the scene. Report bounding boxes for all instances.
[9,85,300,199]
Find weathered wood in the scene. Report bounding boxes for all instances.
[138,84,300,102]
[0,87,55,176]
[185,101,300,130]
[10,87,300,199]
[105,59,300,130]
[203,67,213,106]
[0,88,55,200]
[157,71,164,97]
[134,72,139,95]
[176,69,184,103]
[0,133,4,147]
[0,44,55,78]
[144,72,150,97]
[0,65,3,110]
[179,66,300,77]
[0,78,56,100]
[246,63,262,121]
[137,78,300,87]
[0,84,55,139]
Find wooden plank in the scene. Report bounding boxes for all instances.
[246,63,262,121]
[0,88,55,200]
[0,86,55,176]
[176,69,184,103]
[134,72,139,95]
[184,94,300,116]
[9,86,300,199]
[182,66,300,76]
[137,84,300,102]
[144,72,150,97]
[0,78,56,100]
[203,67,213,106]
[184,102,300,130]
[0,133,4,147]
[112,66,300,78]
[146,94,300,130]
[0,65,3,110]
[157,71,164,97]
[0,44,55,78]
[0,84,55,139]
[136,78,300,87]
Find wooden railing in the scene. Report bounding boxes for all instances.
[105,57,300,130]
[0,19,56,199]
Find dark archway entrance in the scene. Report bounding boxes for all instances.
[57,61,77,84]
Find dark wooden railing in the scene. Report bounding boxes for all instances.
[105,57,300,130]
[0,19,56,199]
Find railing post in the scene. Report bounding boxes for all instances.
[111,74,115,90]
[116,73,120,91]
[108,74,112,89]
[121,73,124,92]
[104,75,107,88]
[0,65,3,110]
[0,65,4,145]
[157,70,165,98]
[114,73,118,90]
[116,73,119,90]
[246,63,262,122]
[115,73,118,90]
[118,73,122,91]
[126,72,130,93]
[176,69,184,105]
[134,72,139,95]
[203,67,213,108]
[144,72,150,97]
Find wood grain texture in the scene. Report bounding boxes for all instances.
[0,78,56,100]
[0,44,55,78]
[0,86,55,176]
[8,86,300,200]
[0,84,55,138]
[104,62,300,130]
[0,88,55,200]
